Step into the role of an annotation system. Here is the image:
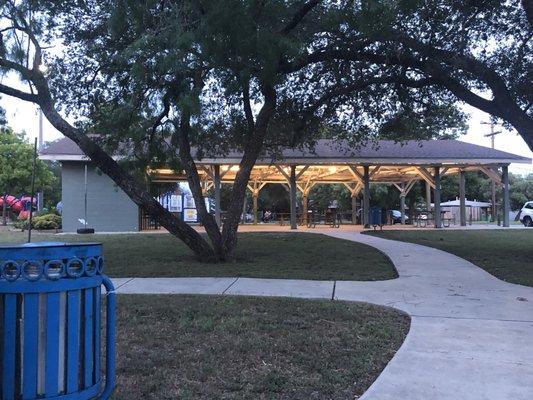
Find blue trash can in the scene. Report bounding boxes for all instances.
[369,206,383,227]
[0,242,116,400]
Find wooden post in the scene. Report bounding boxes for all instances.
[242,195,247,224]
[214,165,221,226]
[289,165,297,229]
[425,181,431,211]
[253,192,258,225]
[351,194,358,225]
[502,165,510,227]
[302,193,308,226]
[363,165,370,228]
[459,169,466,226]
[434,166,442,228]
[400,184,406,225]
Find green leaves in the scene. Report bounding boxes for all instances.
[0,127,56,195]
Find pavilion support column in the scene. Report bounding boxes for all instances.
[434,166,442,228]
[502,165,510,227]
[214,165,221,226]
[252,192,258,225]
[351,194,358,225]
[459,169,466,227]
[289,165,298,229]
[425,181,432,211]
[302,193,308,225]
[400,185,406,225]
[242,192,247,224]
[363,165,370,228]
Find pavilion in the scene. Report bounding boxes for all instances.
[40,138,531,232]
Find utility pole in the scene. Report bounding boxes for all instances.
[481,121,501,221]
[37,108,44,211]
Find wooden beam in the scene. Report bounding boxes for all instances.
[295,165,310,180]
[342,182,362,196]
[219,165,234,179]
[479,166,503,185]
[369,165,381,178]
[200,165,214,180]
[348,165,364,182]
[275,165,291,182]
[416,167,435,189]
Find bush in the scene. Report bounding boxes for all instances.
[13,218,29,230]
[34,219,59,230]
[14,213,62,230]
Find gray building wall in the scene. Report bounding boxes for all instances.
[61,162,139,232]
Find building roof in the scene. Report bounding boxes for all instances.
[40,137,531,165]
[440,199,492,207]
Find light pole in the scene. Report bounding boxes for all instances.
[481,121,501,221]
[33,108,45,212]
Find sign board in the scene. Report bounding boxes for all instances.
[183,208,198,222]
[184,195,195,208]
[169,195,182,212]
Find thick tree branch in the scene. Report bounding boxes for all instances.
[20,68,218,259]
[281,0,321,34]
[523,0,533,26]
[242,80,255,134]
[0,82,38,102]
[281,45,533,149]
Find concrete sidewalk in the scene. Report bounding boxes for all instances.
[111,229,533,400]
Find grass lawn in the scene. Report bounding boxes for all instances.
[365,229,533,287]
[113,295,410,400]
[0,230,397,281]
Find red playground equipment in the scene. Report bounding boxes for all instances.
[1,195,36,219]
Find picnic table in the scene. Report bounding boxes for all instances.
[414,211,455,228]
[306,211,341,228]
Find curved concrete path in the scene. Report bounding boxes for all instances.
[111,230,533,399]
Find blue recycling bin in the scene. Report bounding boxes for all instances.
[0,242,116,400]
[369,206,383,226]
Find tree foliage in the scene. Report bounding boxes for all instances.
[0,127,55,195]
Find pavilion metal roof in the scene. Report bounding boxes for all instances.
[40,137,531,165]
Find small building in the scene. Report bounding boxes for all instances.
[40,137,531,232]
[439,199,492,222]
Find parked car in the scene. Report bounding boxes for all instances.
[390,210,409,224]
[519,201,533,227]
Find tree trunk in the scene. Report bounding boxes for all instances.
[36,96,217,261]
[220,86,277,258]
[175,115,225,259]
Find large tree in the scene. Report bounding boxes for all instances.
[0,1,529,261]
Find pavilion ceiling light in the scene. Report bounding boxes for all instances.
[328,166,337,174]
[230,166,240,172]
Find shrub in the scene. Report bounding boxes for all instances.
[13,218,29,230]
[34,219,59,230]
[14,213,62,230]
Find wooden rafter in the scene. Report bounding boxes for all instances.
[348,165,364,182]
[416,167,435,188]
[369,166,381,178]
[296,165,310,180]
[479,166,503,185]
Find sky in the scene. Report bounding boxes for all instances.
[1,90,532,175]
